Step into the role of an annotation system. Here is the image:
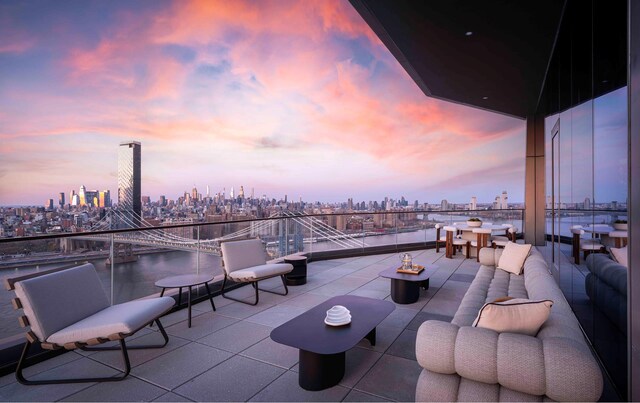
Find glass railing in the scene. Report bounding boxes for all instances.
[0,209,523,343]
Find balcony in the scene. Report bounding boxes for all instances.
[0,246,480,402]
[0,211,527,401]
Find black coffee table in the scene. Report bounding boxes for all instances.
[270,295,395,391]
[378,266,437,304]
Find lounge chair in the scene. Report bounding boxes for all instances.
[220,239,293,305]
[6,263,174,385]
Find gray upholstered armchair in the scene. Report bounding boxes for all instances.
[220,238,293,305]
[6,263,174,385]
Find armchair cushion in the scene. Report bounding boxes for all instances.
[228,263,293,282]
[221,239,273,274]
[47,297,174,345]
[14,263,110,341]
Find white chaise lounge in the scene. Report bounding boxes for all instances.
[6,263,174,385]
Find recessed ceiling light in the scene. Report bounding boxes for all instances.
[465,31,473,36]
[482,96,489,100]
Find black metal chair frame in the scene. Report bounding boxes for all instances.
[15,318,169,385]
[221,273,289,306]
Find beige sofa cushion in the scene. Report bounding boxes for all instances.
[497,242,532,275]
[472,298,553,336]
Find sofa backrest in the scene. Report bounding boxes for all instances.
[13,263,110,341]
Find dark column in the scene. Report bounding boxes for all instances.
[628,0,640,400]
[525,113,546,246]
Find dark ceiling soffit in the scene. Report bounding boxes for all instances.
[349,0,432,97]
[349,0,557,121]
[533,0,568,116]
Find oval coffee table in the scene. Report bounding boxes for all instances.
[378,265,437,304]
[155,274,216,328]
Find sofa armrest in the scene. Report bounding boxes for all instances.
[416,321,603,401]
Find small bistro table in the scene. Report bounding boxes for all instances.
[270,295,395,391]
[378,265,437,304]
[284,255,308,285]
[155,273,216,328]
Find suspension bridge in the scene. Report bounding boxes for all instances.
[69,210,369,257]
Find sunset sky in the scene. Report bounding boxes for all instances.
[0,0,527,206]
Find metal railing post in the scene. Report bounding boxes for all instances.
[110,234,114,306]
[310,218,314,255]
[362,215,365,251]
[395,214,398,249]
[285,217,289,256]
[196,226,200,275]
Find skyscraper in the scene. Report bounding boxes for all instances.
[118,141,141,227]
[59,192,65,207]
[79,185,86,206]
[500,190,508,209]
[470,196,477,210]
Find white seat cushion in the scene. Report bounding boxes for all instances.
[228,263,293,282]
[492,239,509,247]
[46,297,174,345]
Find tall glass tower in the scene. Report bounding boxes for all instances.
[118,141,141,227]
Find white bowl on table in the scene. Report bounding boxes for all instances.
[467,220,482,227]
[325,305,351,326]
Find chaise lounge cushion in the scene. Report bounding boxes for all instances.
[14,263,111,341]
[47,297,175,345]
[229,263,293,282]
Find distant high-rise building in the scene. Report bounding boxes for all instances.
[347,198,353,211]
[500,191,508,209]
[493,196,500,209]
[206,185,210,198]
[470,196,477,210]
[441,199,449,211]
[71,193,80,206]
[99,190,111,207]
[159,195,166,206]
[191,185,198,202]
[584,197,591,210]
[230,187,234,199]
[79,185,87,206]
[59,192,65,207]
[239,186,245,199]
[611,200,618,209]
[251,188,255,199]
[45,198,54,210]
[118,141,141,227]
[70,190,76,206]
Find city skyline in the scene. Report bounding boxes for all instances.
[0,0,529,205]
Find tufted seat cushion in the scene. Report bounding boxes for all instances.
[416,248,603,401]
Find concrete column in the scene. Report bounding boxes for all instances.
[524,113,546,245]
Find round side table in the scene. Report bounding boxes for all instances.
[284,256,307,285]
[155,274,216,328]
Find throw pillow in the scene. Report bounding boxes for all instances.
[497,242,532,275]
[473,298,553,336]
[610,246,628,268]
